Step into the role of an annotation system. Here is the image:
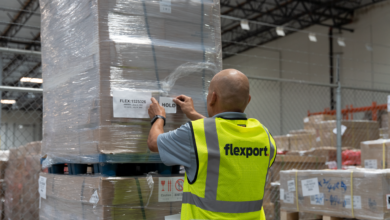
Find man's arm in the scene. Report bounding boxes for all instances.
[147,97,166,152]
[173,95,206,121]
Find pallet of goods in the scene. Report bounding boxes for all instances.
[361,139,390,169]
[40,0,222,165]
[38,0,221,219]
[280,169,390,220]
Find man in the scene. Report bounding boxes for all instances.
[147,69,276,220]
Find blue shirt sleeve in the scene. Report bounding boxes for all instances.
[157,122,194,167]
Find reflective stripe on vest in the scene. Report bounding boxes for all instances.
[183,118,275,214]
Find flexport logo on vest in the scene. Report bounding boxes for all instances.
[224,144,269,158]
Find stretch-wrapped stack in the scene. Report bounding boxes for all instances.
[280,169,390,219]
[40,0,222,164]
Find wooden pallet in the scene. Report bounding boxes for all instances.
[281,211,344,220]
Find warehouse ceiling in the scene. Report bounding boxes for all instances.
[0,0,386,111]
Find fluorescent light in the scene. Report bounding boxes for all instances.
[337,37,346,47]
[20,77,43,83]
[240,19,250,30]
[309,33,317,42]
[1,100,16,104]
[276,26,285,36]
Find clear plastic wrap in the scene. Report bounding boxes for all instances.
[280,169,390,219]
[39,0,222,164]
[4,142,41,220]
[39,172,183,220]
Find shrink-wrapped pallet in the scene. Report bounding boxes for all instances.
[4,142,41,220]
[274,136,289,151]
[288,130,316,151]
[361,139,390,169]
[269,155,327,182]
[304,115,335,131]
[314,120,379,149]
[39,173,183,219]
[280,169,390,219]
[40,0,222,164]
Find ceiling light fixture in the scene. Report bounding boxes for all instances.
[1,100,16,104]
[276,26,285,36]
[309,33,317,42]
[20,77,43,83]
[337,37,346,47]
[240,19,250,30]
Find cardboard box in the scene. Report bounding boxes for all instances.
[4,142,41,220]
[40,0,222,160]
[270,155,327,182]
[288,130,316,151]
[361,139,390,169]
[280,169,390,219]
[314,120,379,149]
[379,128,389,139]
[304,115,336,130]
[39,173,182,219]
[274,136,289,151]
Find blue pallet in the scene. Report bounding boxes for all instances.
[45,161,179,176]
[45,153,163,164]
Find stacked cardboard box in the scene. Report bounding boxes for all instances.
[379,128,389,139]
[39,173,182,219]
[361,139,390,169]
[4,142,41,220]
[269,155,327,182]
[304,115,336,131]
[314,120,379,149]
[280,169,390,219]
[274,136,289,151]
[288,130,316,151]
[40,0,222,162]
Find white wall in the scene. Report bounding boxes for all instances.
[0,110,42,150]
[224,1,390,135]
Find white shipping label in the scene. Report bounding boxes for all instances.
[310,193,325,205]
[160,97,176,113]
[158,177,184,202]
[333,125,347,135]
[89,190,99,204]
[386,194,390,209]
[112,90,151,118]
[301,178,320,197]
[160,0,171,13]
[287,180,295,192]
[38,176,47,199]
[364,159,378,169]
[344,195,362,209]
[284,192,295,204]
[280,189,285,201]
[304,117,309,123]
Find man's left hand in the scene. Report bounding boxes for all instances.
[148,97,166,119]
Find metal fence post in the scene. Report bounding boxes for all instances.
[336,55,342,169]
[0,53,2,150]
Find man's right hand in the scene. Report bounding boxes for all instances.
[173,95,206,121]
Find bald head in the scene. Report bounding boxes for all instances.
[207,69,251,115]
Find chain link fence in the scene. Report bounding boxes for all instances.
[0,77,389,219]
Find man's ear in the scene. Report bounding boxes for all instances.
[210,92,217,106]
[247,94,251,105]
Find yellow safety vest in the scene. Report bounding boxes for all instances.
[181,117,276,220]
